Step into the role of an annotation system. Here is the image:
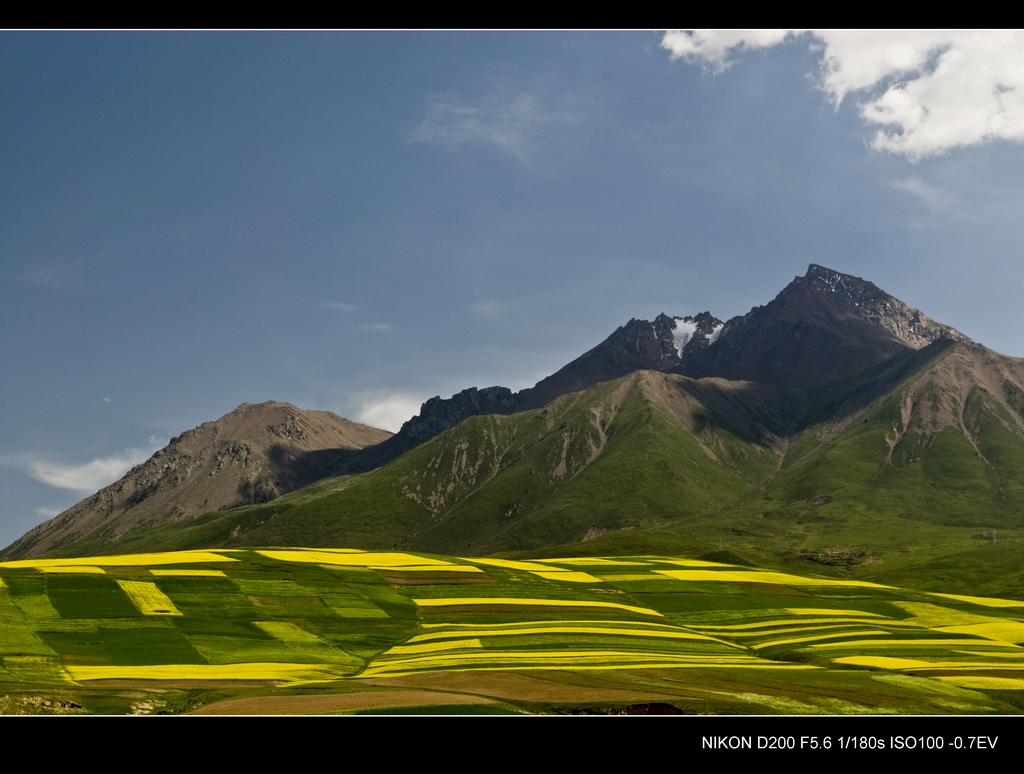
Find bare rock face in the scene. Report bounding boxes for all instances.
[798,264,969,349]
[518,311,724,410]
[2,402,391,559]
[678,265,972,388]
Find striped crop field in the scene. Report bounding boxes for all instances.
[3,548,1024,714]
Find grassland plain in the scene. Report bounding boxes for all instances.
[4,548,1024,715]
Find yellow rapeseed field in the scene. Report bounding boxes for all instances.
[412,597,663,616]
[66,663,349,683]
[530,571,602,583]
[37,566,106,574]
[360,649,816,678]
[0,550,238,570]
[532,558,650,566]
[406,625,738,646]
[471,558,555,571]
[937,676,1024,690]
[116,580,182,616]
[655,569,886,588]
[258,550,450,567]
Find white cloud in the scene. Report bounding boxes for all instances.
[323,301,356,313]
[662,30,1024,161]
[34,506,61,520]
[661,30,802,73]
[359,323,394,333]
[469,300,512,320]
[890,177,955,211]
[6,440,161,494]
[354,392,424,433]
[411,91,577,162]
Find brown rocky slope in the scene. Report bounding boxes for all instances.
[2,402,391,559]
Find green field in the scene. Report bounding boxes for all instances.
[3,548,1024,714]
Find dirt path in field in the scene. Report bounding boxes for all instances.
[186,689,498,715]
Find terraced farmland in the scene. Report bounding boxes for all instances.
[3,549,1024,714]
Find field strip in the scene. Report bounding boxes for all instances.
[936,676,1024,690]
[654,569,887,588]
[254,621,326,644]
[786,608,887,617]
[411,597,663,616]
[360,651,817,678]
[386,639,484,655]
[931,593,1024,608]
[596,574,670,581]
[936,622,1024,643]
[115,580,183,616]
[3,655,75,683]
[956,650,1024,659]
[37,566,106,574]
[371,652,766,667]
[150,569,226,577]
[383,565,485,573]
[750,630,894,650]
[530,571,602,583]
[704,624,906,640]
[0,550,238,569]
[532,558,650,566]
[896,601,1020,626]
[65,662,351,683]
[419,618,688,631]
[407,625,743,648]
[471,558,556,571]
[691,618,912,632]
[258,550,450,567]
[835,655,1024,671]
[811,638,1022,650]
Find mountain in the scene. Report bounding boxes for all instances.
[11,263,1024,599]
[91,336,1024,598]
[2,402,391,560]
[680,263,971,387]
[370,264,971,461]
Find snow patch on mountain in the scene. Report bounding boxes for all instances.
[671,317,699,355]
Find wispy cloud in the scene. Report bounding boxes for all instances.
[663,30,1024,161]
[9,258,89,292]
[354,392,423,433]
[323,301,357,313]
[890,177,956,211]
[411,90,578,163]
[5,440,162,494]
[469,300,512,320]
[359,323,394,333]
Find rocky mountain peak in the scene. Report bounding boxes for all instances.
[2,403,392,560]
[782,264,971,349]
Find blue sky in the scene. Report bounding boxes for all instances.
[3,30,1023,548]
